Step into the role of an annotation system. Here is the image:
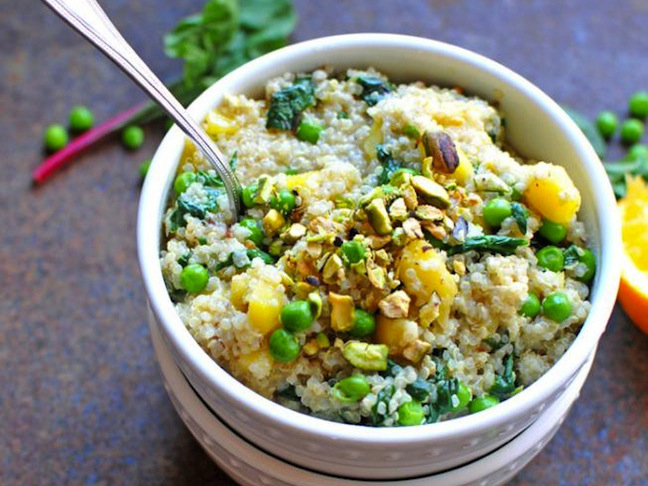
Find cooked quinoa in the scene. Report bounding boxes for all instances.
[160,68,594,426]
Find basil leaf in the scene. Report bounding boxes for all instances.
[266,77,315,131]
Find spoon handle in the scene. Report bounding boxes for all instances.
[40,0,242,218]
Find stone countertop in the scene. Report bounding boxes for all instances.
[1,0,647,484]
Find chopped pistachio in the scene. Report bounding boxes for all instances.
[411,176,451,209]
[420,130,459,175]
[322,254,344,283]
[255,176,274,204]
[389,170,413,188]
[342,341,389,371]
[305,242,323,258]
[329,292,355,332]
[402,218,423,239]
[392,227,407,246]
[316,332,331,349]
[401,184,418,210]
[303,339,320,356]
[334,196,355,209]
[403,339,432,363]
[374,249,392,266]
[263,209,285,236]
[282,223,306,243]
[268,240,283,256]
[366,198,393,235]
[452,259,466,276]
[367,234,392,249]
[474,173,510,193]
[279,272,294,288]
[367,265,387,289]
[379,290,411,318]
[419,292,442,327]
[415,205,444,222]
[389,197,409,221]
[293,281,316,299]
[360,184,398,208]
[421,221,447,240]
[308,291,323,319]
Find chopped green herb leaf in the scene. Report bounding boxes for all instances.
[356,76,393,106]
[511,202,529,234]
[266,77,315,131]
[445,235,528,256]
[376,144,402,185]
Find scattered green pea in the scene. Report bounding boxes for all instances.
[483,197,512,228]
[296,120,324,144]
[397,400,425,426]
[542,291,572,322]
[620,119,644,145]
[122,125,145,150]
[625,144,648,161]
[536,246,565,272]
[68,105,94,132]
[241,184,259,208]
[270,189,297,214]
[44,124,69,152]
[595,111,618,139]
[538,220,567,244]
[349,309,376,337]
[340,240,367,265]
[451,382,473,412]
[269,329,301,362]
[179,263,209,293]
[280,300,314,333]
[239,218,264,247]
[629,91,648,119]
[468,394,500,414]
[174,171,197,194]
[332,375,371,402]
[519,293,541,318]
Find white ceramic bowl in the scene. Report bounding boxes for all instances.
[138,34,620,479]
[149,308,595,486]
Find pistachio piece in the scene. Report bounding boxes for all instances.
[421,221,447,241]
[415,205,444,222]
[365,198,393,236]
[342,341,389,371]
[315,332,330,349]
[303,339,320,356]
[389,169,413,188]
[389,197,408,221]
[401,185,418,210]
[367,234,392,250]
[282,223,306,243]
[308,291,323,319]
[402,218,423,240]
[378,290,411,318]
[367,265,387,290]
[329,292,355,332]
[421,131,459,175]
[360,184,398,208]
[374,249,392,266]
[293,281,315,299]
[419,291,441,327]
[263,209,285,236]
[402,339,432,363]
[255,176,274,204]
[411,176,451,209]
[322,254,344,283]
[474,173,510,193]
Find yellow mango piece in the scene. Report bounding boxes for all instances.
[363,118,383,157]
[374,315,418,355]
[523,163,581,224]
[230,274,248,311]
[453,147,474,186]
[285,171,318,190]
[181,139,196,161]
[205,111,237,135]
[236,347,274,377]
[247,282,284,335]
[398,240,457,324]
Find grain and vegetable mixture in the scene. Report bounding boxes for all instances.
[160,68,595,426]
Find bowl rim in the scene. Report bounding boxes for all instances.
[138,33,621,445]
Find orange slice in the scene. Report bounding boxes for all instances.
[617,175,648,334]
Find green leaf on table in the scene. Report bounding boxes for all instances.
[560,105,607,159]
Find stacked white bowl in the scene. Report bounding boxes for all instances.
[138,35,620,484]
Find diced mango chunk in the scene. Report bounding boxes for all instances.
[398,240,457,325]
[374,315,418,356]
[524,163,581,224]
[247,281,284,335]
[364,118,384,157]
[453,147,474,186]
[285,171,318,190]
[230,274,248,311]
[205,111,237,135]
[236,347,274,379]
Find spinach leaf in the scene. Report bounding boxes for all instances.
[371,385,394,426]
[511,202,528,234]
[355,76,393,106]
[376,145,402,185]
[168,187,221,232]
[560,105,607,159]
[563,245,583,268]
[178,252,191,267]
[406,378,432,402]
[214,248,275,271]
[490,353,517,400]
[381,358,404,378]
[266,77,316,131]
[445,235,528,256]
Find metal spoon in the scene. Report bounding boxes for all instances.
[41,0,242,219]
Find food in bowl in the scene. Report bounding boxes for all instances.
[159,68,595,427]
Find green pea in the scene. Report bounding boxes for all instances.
[269,329,301,363]
[332,375,371,403]
[270,189,297,214]
[625,144,648,161]
[542,291,572,322]
[241,184,259,208]
[620,119,644,145]
[139,159,151,179]
[577,248,596,283]
[538,220,567,244]
[629,91,648,118]
[239,218,264,247]
[536,246,565,272]
[595,111,618,139]
[451,382,473,412]
[43,124,68,152]
[519,293,541,318]
[349,309,376,337]
[296,121,324,144]
[340,241,367,265]
[174,172,198,194]
[68,105,94,132]
[397,400,425,426]
[179,264,209,293]
[280,300,314,333]
[122,125,145,150]
[483,197,512,228]
[468,394,500,414]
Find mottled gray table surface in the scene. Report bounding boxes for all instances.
[2,1,647,485]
